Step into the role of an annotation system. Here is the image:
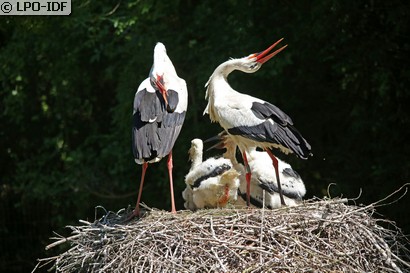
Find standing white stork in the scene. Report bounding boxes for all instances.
[132,42,188,216]
[204,38,311,207]
[183,138,240,210]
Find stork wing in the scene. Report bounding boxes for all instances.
[133,88,165,125]
[282,168,301,180]
[258,177,302,200]
[132,109,186,162]
[228,102,311,159]
[132,87,186,162]
[251,101,293,126]
[166,89,179,113]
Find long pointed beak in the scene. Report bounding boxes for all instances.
[204,132,227,151]
[203,134,223,144]
[251,38,288,64]
[155,74,168,105]
[206,141,225,152]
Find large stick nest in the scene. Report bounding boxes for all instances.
[35,194,410,273]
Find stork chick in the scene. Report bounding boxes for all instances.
[183,138,240,210]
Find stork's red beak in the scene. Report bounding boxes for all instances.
[250,38,288,64]
[155,74,168,105]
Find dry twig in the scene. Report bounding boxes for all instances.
[34,194,410,273]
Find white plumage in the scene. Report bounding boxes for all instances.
[132,42,188,216]
[183,138,240,210]
[204,39,311,206]
[234,150,306,208]
[212,132,306,209]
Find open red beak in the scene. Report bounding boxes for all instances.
[155,74,168,105]
[251,38,288,64]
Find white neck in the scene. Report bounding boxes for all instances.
[207,59,241,87]
[204,58,250,120]
[189,141,203,169]
[190,150,202,169]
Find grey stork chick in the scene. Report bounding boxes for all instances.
[183,138,240,210]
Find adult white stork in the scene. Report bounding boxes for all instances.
[204,38,311,207]
[207,132,306,209]
[132,42,188,216]
[183,138,240,210]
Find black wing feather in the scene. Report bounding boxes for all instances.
[134,89,165,124]
[282,168,301,179]
[228,102,311,159]
[132,89,185,162]
[258,178,302,200]
[251,101,293,126]
[166,89,179,113]
[191,163,231,189]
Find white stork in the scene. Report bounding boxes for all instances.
[208,132,306,209]
[183,138,240,210]
[132,42,188,216]
[204,38,311,207]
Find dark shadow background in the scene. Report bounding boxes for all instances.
[1,1,409,272]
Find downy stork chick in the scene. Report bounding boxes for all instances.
[183,138,240,210]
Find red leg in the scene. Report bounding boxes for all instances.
[167,151,177,214]
[134,162,148,217]
[265,149,286,206]
[242,151,251,207]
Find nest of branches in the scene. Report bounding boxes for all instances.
[35,191,410,273]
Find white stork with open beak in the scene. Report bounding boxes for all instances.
[183,138,240,210]
[132,42,188,216]
[204,38,311,207]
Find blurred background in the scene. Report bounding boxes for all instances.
[1,0,409,272]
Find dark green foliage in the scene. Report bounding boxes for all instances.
[0,1,409,272]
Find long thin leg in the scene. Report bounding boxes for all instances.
[134,162,148,217]
[242,151,251,207]
[265,149,286,206]
[167,151,177,214]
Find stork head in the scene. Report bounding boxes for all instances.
[151,42,177,77]
[239,38,287,73]
[149,43,168,106]
[189,138,204,159]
